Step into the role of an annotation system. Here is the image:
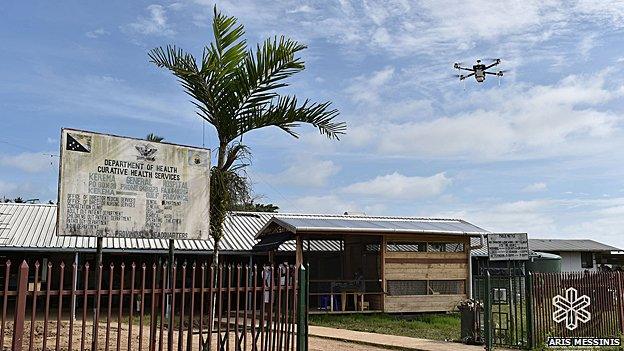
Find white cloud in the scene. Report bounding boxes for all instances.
[287,194,357,214]
[523,182,548,193]
[578,32,597,59]
[127,4,175,37]
[439,199,558,235]
[354,69,623,160]
[283,194,386,215]
[266,157,340,187]
[342,172,451,199]
[0,152,57,173]
[437,196,624,248]
[346,66,394,104]
[190,0,624,60]
[85,28,109,39]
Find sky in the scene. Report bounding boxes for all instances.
[3,1,624,247]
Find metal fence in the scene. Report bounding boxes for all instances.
[473,262,530,350]
[0,259,303,351]
[530,271,622,347]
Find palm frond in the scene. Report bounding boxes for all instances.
[203,6,247,76]
[145,133,165,142]
[221,142,250,171]
[240,96,345,140]
[229,36,307,123]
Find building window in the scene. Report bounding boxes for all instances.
[387,280,427,295]
[387,242,426,252]
[445,243,465,252]
[428,280,465,295]
[581,252,594,269]
[427,243,445,252]
[366,244,381,252]
[387,280,466,296]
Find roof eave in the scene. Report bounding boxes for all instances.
[256,221,489,238]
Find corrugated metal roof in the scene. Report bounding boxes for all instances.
[0,203,489,254]
[258,215,489,238]
[0,203,222,253]
[528,239,620,252]
[470,236,489,257]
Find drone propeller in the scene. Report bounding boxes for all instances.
[484,58,501,63]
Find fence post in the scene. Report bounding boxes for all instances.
[12,261,29,351]
[525,271,534,349]
[484,270,492,351]
[297,264,308,351]
[617,272,624,334]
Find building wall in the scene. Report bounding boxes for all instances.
[382,234,470,313]
[558,252,596,272]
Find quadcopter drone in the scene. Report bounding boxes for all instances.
[453,59,504,83]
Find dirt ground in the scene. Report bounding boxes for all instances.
[308,337,390,351]
[1,320,388,351]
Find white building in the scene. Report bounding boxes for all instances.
[528,239,620,272]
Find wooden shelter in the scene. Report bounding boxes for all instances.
[254,215,488,313]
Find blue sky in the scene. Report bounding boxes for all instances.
[3,1,624,247]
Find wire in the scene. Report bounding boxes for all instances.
[247,171,303,213]
[0,139,59,157]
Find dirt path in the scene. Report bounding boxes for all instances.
[1,320,393,351]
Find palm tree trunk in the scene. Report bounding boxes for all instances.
[212,239,220,266]
[204,142,227,350]
[212,141,227,268]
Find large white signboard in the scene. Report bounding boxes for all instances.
[57,129,210,240]
[487,233,529,261]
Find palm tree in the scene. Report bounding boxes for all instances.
[149,6,345,265]
[146,133,165,142]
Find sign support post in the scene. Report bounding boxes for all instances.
[92,236,103,351]
[168,239,175,340]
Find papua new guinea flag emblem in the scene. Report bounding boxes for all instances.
[66,133,91,153]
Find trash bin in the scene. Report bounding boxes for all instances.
[458,299,484,345]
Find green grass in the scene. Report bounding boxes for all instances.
[308,313,461,342]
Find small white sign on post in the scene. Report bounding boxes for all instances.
[487,233,529,261]
[57,128,210,240]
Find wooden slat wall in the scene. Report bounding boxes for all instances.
[384,294,468,313]
[382,235,470,313]
[385,263,468,280]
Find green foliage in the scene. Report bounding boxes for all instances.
[150,6,344,260]
[308,313,461,342]
[146,133,165,142]
[231,202,279,213]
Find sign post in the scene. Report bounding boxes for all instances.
[55,128,211,349]
[485,233,530,349]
